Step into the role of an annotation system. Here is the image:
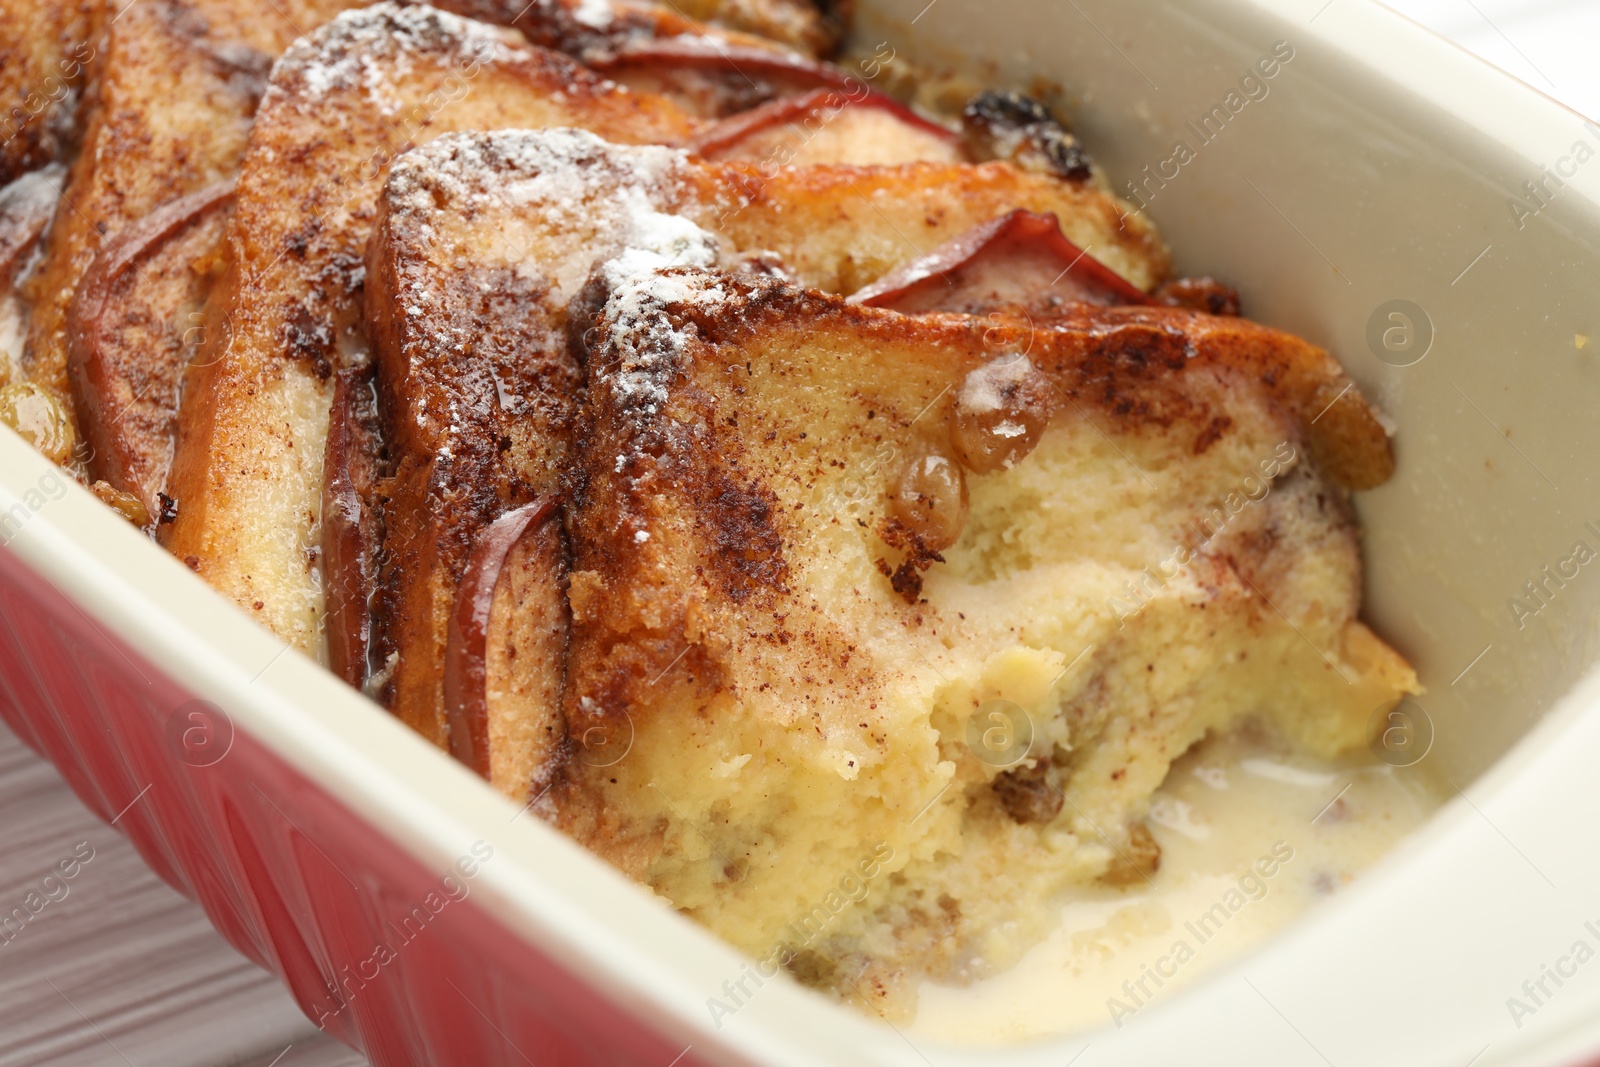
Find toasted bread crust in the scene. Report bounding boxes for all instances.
[23,0,293,405]
[364,129,1166,770]
[162,5,697,654]
[367,153,584,750]
[0,0,95,186]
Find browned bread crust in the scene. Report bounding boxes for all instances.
[24,0,305,407]
[0,0,95,186]
[366,136,588,787]
[161,4,698,656]
[365,129,1165,791]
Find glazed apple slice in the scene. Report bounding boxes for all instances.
[443,498,567,794]
[690,86,961,166]
[848,208,1155,314]
[321,366,382,689]
[590,35,863,117]
[847,208,1247,319]
[66,180,235,520]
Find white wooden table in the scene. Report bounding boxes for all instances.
[0,3,1591,1064]
[0,721,365,1067]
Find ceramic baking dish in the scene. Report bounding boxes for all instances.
[3,0,1599,1063]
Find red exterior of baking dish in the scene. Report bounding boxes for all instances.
[0,546,709,1067]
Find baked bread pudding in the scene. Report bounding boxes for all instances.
[0,0,1417,1023]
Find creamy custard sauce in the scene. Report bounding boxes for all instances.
[911,726,1443,1043]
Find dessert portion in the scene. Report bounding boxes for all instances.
[364,129,1163,791]
[25,0,822,518]
[0,0,1423,1030]
[555,264,1410,1011]
[157,1,1000,656]
[158,3,699,651]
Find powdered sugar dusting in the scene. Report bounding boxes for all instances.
[572,0,616,29]
[959,355,1036,416]
[600,188,719,287]
[588,146,727,421]
[382,128,730,456]
[600,269,726,421]
[593,169,726,429]
[274,3,515,116]
[387,129,723,399]
[385,128,708,261]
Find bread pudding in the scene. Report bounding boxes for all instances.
[364,128,1163,790]
[554,264,1410,1010]
[0,0,1419,1029]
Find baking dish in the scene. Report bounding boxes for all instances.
[3,0,1600,1063]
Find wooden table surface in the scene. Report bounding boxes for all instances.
[0,721,366,1067]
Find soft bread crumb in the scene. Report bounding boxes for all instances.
[558,271,1417,1017]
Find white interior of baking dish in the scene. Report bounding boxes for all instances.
[4,0,1600,1064]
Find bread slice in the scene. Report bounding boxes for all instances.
[364,128,1165,793]
[365,133,592,790]
[555,267,1413,1012]
[36,0,784,495]
[477,0,839,60]
[68,180,234,522]
[23,0,336,407]
[688,86,964,166]
[160,4,698,656]
[0,0,95,186]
